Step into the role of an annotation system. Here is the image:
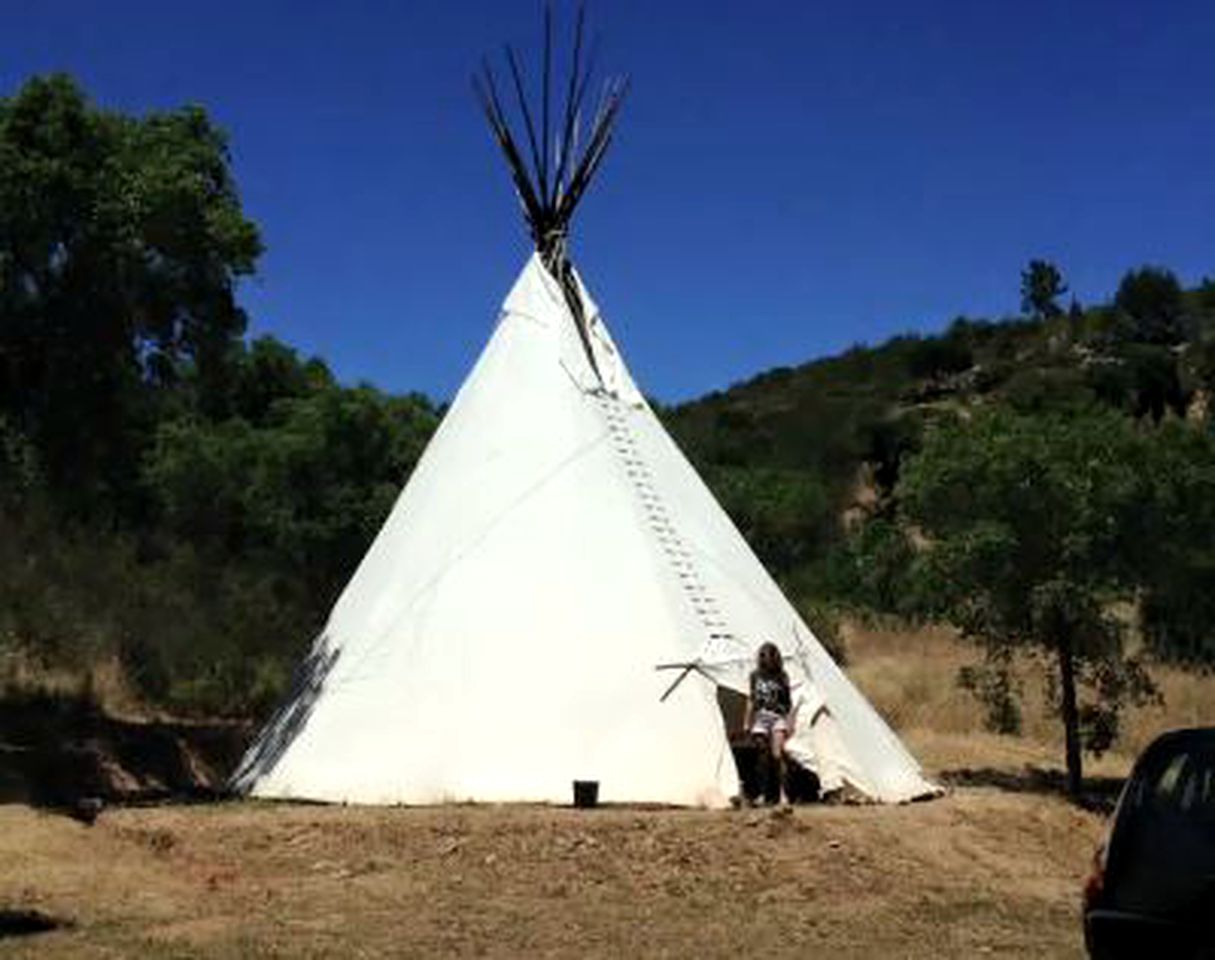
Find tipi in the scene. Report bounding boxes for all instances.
[232,14,936,807]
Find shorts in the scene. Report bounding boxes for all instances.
[750,709,789,737]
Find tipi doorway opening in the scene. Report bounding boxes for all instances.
[715,687,822,804]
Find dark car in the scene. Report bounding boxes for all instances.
[1084,727,1215,959]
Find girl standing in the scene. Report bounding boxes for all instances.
[744,642,795,805]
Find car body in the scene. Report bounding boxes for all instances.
[1084,727,1215,959]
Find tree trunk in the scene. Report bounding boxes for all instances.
[1057,634,1083,798]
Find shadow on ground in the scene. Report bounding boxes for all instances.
[0,690,249,813]
[940,765,1125,813]
[0,908,69,940]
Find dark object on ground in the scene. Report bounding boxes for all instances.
[0,908,66,938]
[731,741,821,804]
[68,796,104,826]
[1084,727,1215,959]
[573,780,599,808]
[785,760,822,804]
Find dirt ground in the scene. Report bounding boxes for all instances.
[8,623,1208,959]
[0,783,1104,959]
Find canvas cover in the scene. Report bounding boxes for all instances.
[232,256,937,806]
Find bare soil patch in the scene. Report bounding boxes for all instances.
[0,789,1103,959]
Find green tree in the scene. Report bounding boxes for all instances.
[1196,277,1215,314]
[0,74,261,509]
[1115,266,1185,345]
[827,516,920,617]
[1085,344,1188,422]
[899,408,1157,797]
[229,337,335,424]
[706,466,833,576]
[1020,260,1068,320]
[145,382,440,600]
[860,413,923,496]
[1185,337,1215,394]
[1136,422,1215,666]
[1067,297,1085,323]
[905,334,973,381]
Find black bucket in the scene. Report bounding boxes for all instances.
[572,780,599,808]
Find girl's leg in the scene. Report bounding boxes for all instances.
[751,733,772,803]
[771,729,789,803]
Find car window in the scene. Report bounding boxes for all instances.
[1154,754,1185,803]
[1136,745,1215,820]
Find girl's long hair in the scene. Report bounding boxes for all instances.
[755,641,789,686]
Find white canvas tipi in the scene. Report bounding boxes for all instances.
[232,21,936,807]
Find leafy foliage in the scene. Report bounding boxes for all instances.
[704,466,832,576]
[0,75,261,511]
[1020,260,1068,320]
[896,408,1192,791]
[1135,421,1215,666]
[0,76,439,715]
[823,518,920,619]
[1114,266,1186,345]
[146,376,438,594]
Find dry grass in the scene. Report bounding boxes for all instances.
[844,619,1215,776]
[1,623,1210,958]
[0,649,85,702]
[0,651,146,721]
[0,794,1104,959]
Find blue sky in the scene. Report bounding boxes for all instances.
[3,1,1213,401]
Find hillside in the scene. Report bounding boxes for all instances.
[665,277,1215,560]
